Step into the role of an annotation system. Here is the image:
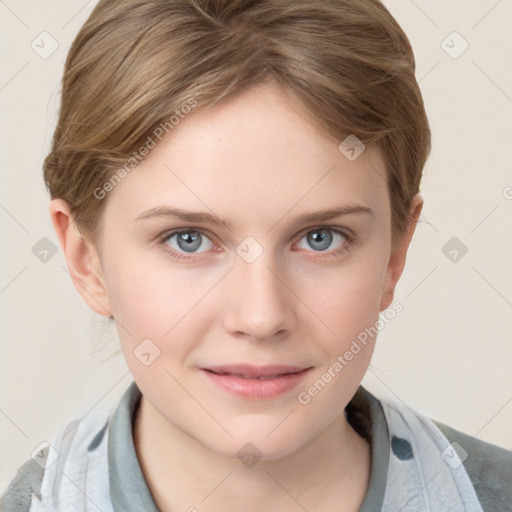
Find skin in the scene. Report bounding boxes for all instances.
[50,81,422,512]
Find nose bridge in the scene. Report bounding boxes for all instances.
[223,240,295,340]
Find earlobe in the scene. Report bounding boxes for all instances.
[48,198,113,317]
[379,194,424,312]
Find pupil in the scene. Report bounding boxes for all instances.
[309,229,331,250]
[178,232,200,252]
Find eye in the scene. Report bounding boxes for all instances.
[294,226,355,259]
[158,229,215,261]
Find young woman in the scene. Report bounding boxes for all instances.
[2,0,511,511]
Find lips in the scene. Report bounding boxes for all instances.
[203,364,310,379]
[201,364,313,399]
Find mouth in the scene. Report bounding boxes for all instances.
[200,364,313,399]
[203,364,311,378]
[206,371,292,380]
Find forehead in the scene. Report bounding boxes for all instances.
[102,82,389,228]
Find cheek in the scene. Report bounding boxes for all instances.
[293,258,387,422]
[298,249,387,345]
[103,245,211,329]
[102,248,221,371]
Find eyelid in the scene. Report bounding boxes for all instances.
[157,227,218,244]
[295,224,354,240]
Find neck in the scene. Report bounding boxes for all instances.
[133,395,370,512]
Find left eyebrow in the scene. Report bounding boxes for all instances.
[287,205,374,225]
[134,203,374,229]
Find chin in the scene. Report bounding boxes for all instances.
[200,421,308,464]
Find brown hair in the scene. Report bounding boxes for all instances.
[44,0,430,251]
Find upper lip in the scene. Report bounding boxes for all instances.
[203,364,311,378]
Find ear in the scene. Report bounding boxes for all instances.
[379,194,423,312]
[49,198,113,317]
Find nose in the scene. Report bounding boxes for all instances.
[222,251,297,342]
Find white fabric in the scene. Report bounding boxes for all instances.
[29,411,114,512]
[380,397,483,512]
[28,394,483,512]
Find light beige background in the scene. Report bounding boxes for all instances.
[1,0,511,492]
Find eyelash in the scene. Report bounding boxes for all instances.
[156,226,356,262]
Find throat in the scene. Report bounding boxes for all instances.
[131,396,371,512]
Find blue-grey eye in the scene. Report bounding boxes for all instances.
[165,231,213,253]
[297,228,347,252]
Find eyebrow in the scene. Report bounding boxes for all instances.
[135,203,373,228]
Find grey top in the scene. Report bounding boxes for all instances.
[2,380,512,511]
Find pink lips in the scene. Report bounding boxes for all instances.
[201,364,312,400]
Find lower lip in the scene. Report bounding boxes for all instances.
[201,368,312,400]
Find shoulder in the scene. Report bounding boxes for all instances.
[0,445,48,512]
[433,419,512,511]
[1,410,112,512]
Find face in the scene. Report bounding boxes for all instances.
[75,82,416,460]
